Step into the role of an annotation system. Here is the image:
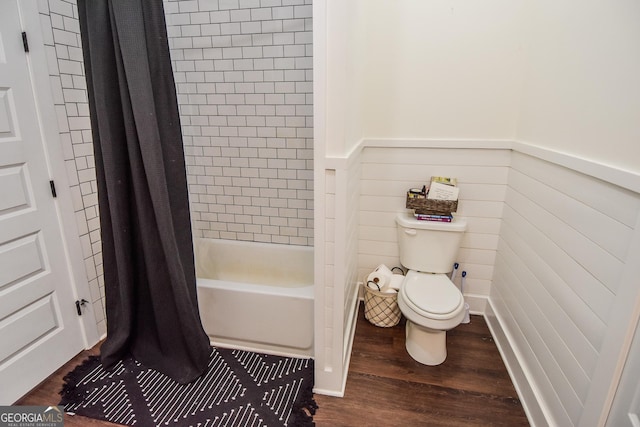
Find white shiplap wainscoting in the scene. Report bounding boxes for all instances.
[488,150,640,426]
[358,145,511,314]
[354,140,640,425]
[342,158,362,351]
[313,150,362,397]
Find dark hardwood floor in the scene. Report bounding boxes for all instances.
[17,304,529,426]
[314,306,530,426]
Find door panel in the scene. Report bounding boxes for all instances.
[0,296,58,363]
[0,88,18,136]
[0,232,45,291]
[0,165,31,213]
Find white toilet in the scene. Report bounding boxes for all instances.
[395,211,467,365]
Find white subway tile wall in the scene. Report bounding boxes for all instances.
[164,0,314,246]
[39,0,106,337]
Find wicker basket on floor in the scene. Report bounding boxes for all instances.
[363,285,402,327]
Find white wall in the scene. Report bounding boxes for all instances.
[488,152,640,426]
[332,0,640,166]
[315,0,526,395]
[515,0,640,174]
[313,0,365,394]
[324,0,365,156]
[315,0,526,394]
[491,1,640,424]
[361,0,525,140]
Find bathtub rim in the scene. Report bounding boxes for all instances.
[194,237,314,286]
[196,276,314,298]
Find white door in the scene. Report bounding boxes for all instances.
[0,0,87,404]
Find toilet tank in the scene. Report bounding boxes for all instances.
[395,212,467,273]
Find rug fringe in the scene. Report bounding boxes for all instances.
[59,355,101,406]
[289,384,318,426]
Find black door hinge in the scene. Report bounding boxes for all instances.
[75,299,89,316]
[49,180,57,198]
[22,32,29,52]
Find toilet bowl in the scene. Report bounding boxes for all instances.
[397,270,465,365]
[395,212,467,365]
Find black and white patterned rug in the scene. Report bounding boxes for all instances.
[59,347,316,427]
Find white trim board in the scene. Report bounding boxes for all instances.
[511,141,640,195]
[485,300,549,427]
[329,138,640,194]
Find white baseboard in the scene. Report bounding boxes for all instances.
[465,294,487,315]
[312,387,345,398]
[484,299,549,427]
[338,285,360,397]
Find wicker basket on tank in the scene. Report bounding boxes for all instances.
[406,192,458,215]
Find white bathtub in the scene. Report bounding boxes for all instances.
[195,238,314,357]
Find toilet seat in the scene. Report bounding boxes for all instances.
[400,271,463,320]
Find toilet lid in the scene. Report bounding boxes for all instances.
[403,273,462,315]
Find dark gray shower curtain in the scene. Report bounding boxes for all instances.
[78,0,210,383]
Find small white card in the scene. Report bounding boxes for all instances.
[427,182,459,201]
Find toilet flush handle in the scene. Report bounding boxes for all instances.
[404,228,417,236]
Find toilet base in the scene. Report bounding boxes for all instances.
[405,320,447,365]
